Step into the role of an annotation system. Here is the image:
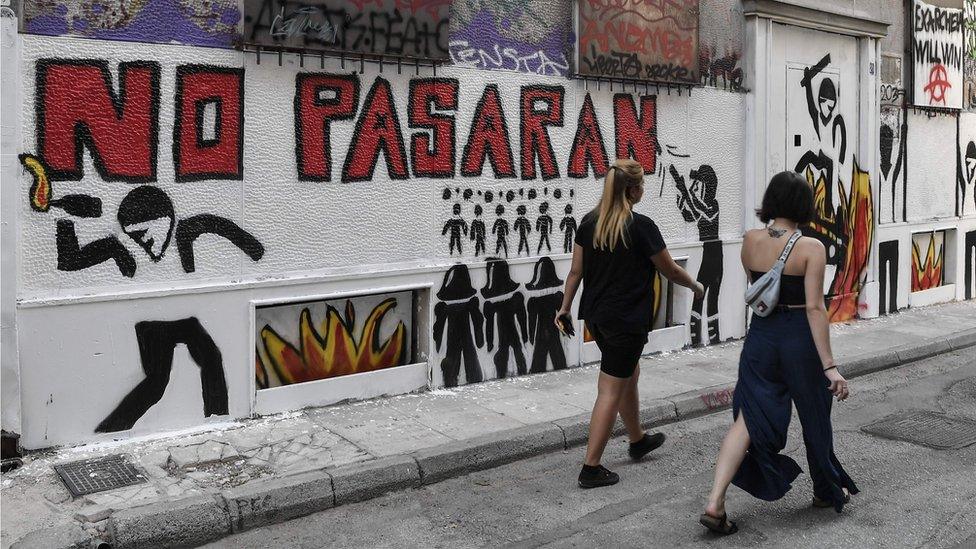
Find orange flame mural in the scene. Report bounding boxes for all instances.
[911,235,944,292]
[805,160,874,322]
[260,298,407,386]
[20,153,51,212]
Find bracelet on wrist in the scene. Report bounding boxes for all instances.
[823,365,837,372]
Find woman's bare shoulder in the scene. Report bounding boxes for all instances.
[743,228,764,241]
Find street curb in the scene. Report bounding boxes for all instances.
[59,328,976,549]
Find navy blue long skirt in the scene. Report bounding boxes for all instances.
[731,308,859,512]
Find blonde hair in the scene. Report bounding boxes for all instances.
[593,159,644,250]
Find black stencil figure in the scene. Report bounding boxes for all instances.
[535,202,553,254]
[57,219,137,277]
[433,265,485,387]
[470,205,487,257]
[674,164,723,345]
[492,204,510,257]
[797,55,847,270]
[116,186,264,274]
[96,317,228,433]
[526,257,567,373]
[482,258,528,378]
[443,203,468,256]
[514,204,532,256]
[559,204,577,253]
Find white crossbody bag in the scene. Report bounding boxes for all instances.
[744,230,803,317]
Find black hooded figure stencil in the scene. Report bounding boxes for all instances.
[433,265,485,387]
[559,204,577,253]
[526,257,567,373]
[674,164,723,345]
[443,203,468,255]
[482,258,528,378]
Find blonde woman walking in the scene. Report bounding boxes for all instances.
[557,159,705,488]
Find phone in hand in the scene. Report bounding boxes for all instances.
[557,312,575,337]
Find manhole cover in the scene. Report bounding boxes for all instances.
[861,410,976,450]
[53,455,146,498]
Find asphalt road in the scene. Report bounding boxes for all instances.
[205,349,976,549]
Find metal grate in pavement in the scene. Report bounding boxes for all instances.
[53,454,146,498]
[861,410,976,450]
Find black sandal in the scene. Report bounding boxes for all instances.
[812,493,851,508]
[699,512,738,535]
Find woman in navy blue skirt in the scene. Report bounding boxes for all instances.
[700,171,858,535]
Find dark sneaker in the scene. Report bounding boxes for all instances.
[628,432,666,461]
[578,465,619,489]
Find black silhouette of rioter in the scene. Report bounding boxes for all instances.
[21,156,264,277]
[526,257,567,373]
[482,258,528,378]
[673,164,723,346]
[433,264,485,387]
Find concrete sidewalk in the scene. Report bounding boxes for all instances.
[3,301,976,549]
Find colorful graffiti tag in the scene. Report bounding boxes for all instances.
[577,0,700,84]
[22,0,241,48]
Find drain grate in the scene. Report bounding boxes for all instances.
[53,454,146,498]
[861,410,976,450]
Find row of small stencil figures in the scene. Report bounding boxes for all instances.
[442,201,577,257]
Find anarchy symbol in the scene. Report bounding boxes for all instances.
[923,63,951,105]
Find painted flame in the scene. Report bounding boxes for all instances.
[911,236,943,292]
[824,161,874,322]
[261,298,407,385]
[20,153,51,212]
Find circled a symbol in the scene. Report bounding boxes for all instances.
[923,63,951,105]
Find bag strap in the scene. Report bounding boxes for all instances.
[776,230,804,263]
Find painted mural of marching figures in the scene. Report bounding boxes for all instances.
[560,204,576,253]
[673,164,722,345]
[525,257,567,373]
[434,265,485,387]
[21,154,264,277]
[96,317,228,433]
[793,54,874,322]
[482,258,528,378]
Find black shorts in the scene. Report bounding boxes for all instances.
[589,323,647,378]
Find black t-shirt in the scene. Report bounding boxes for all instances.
[574,211,667,333]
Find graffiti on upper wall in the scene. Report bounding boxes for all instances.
[440,185,576,259]
[96,317,228,433]
[880,55,906,224]
[24,59,262,277]
[878,240,899,315]
[791,53,874,322]
[577,0,700,84]
[243,0,450,60]
[433,257,566,387]
[21,0,241,48]
[698,46,743,92]
[965,0,976,111]
[671,164,722,344]
[296,78,658,181]
[912,0,965,109]
[256,292,412,388]
[911,231,945,292]
[449,0,571,76]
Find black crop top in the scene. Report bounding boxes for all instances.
[750,271,806,306]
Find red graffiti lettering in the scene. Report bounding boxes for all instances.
[295,73,360,181]
[568,93,609,178]
[613,94,657,173]
[460,84,516,178]
[174,66,244,182]
[699,388,734,410]
[37,60,159,182]
[408,78,458,178]
[343,77,409,182]
[520,86,564,181]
